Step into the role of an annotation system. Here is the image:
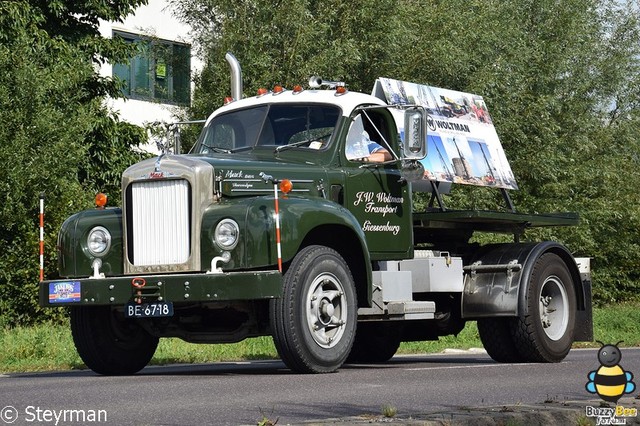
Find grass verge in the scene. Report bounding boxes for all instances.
[1,302,639,374]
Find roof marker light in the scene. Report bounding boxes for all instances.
[257,88,269,97]
[335,86,348,96]
[223,96,234,105]
[292,85,303,94]
[273,85,285,95]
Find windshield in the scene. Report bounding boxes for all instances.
[193,104,341,155]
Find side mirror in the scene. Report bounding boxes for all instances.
[403,107,427,160]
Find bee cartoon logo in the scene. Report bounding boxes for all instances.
[586,341,636,403]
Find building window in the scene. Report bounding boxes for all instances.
[113,31,191,106]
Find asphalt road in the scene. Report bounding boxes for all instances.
[1,348,639,425]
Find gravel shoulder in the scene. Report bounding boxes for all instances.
[295,397,640,426]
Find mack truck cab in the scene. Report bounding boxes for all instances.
[39,54,592,375]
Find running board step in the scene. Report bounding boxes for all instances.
[387,301,436,320]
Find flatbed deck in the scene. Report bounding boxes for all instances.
[413,210,579,235]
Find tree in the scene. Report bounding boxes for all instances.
[0,1,148,327]
[174,0,403,119]
[176,0,640,303]
[402,0,640,303]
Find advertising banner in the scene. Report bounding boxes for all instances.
[373,77,518,190]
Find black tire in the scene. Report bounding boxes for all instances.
[477,318,523,363]
[511,253,576,362]
[347,322,401,364]
[70,306,159,375]
[270,245,357,373]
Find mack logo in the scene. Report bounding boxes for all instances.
[225,170,244,178]
[149,171,164,179]
[225,170,257,179]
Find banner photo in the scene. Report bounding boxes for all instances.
[373,77,518,191]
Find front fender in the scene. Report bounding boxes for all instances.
[57,208,123,278]
[276,196,373,307]
[202,196,371,270]
[278,197,369,261]
[243,196,370,263]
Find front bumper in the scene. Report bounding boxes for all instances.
[39,271,282,307]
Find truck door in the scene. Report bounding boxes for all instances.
[343,110,412,257]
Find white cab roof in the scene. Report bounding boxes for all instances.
[206,89,387,123]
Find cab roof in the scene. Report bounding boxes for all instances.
[206,88,387,123]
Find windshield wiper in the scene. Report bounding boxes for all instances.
[230,146,254,153]
[202,145,232,154]
[201,145,254,154]
[274,139,314,153]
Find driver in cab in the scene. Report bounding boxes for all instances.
[346,130,392,163]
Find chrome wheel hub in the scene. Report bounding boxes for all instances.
[539,276,569,341]
[306,274,347,348]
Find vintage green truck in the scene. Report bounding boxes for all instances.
[39,54,592,375]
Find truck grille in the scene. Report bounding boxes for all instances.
[130,179,191,266]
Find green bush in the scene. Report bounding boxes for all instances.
[0,1,147,327]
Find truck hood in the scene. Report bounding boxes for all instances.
[123,153,328,199]
[195,153,328,199]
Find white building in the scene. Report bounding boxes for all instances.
[98,0,203,152]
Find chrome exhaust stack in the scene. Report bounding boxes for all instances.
[225,52,243,101]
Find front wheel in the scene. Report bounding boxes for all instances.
[70,306,159,375]
[270,245,357,373]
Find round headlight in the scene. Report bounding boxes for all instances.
[214,219,239,249]
[87,226,111,256]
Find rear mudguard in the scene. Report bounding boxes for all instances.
[461,241,592,341]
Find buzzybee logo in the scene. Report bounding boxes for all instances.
[586,342,636,403]
[585,342,637,425]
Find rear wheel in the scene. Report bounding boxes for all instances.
[70,306,158,375]
[479,253,576,363]
[270,245,357,373]
[511,253,576,362]
[477,317,523,363]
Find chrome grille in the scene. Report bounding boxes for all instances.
[131,179,190,266]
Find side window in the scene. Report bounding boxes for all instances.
[345,111,392,162]
[345,115,369,160]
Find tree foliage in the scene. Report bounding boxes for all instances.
[174,0,403,119]
[0,0,148,327]
[177,0,640,303]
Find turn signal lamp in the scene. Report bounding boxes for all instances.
[95,193,107,209]
[279,179,293,194]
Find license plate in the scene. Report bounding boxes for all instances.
[125,302,174,318]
